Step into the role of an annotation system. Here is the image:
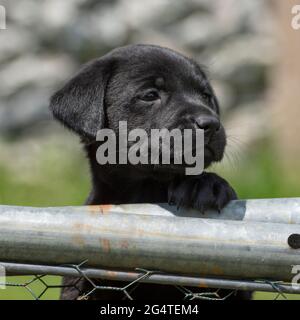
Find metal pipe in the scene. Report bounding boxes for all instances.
[0,201,299,282]
[22,197,300,224]
[2,262,300,294]
[2,197,300,224]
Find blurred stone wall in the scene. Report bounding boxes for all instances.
[0,0,276,140]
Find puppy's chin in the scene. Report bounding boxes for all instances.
[204,133,226,168]
[203,146,220,168]
[132,148,224,177]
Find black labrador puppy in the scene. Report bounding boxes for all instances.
[50,44,249,300]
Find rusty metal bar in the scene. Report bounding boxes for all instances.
[0,199,299,282]
[1,262,300,294]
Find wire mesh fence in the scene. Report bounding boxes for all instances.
[0,261,299,300]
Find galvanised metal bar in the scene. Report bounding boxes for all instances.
[1,262,300,294]
[2,197,300,224]
[0,199,299,282]
[23,197,300,224]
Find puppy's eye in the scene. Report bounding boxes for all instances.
[139,90,160,102]
[201,92,211,101]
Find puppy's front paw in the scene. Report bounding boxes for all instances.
[168,172,237,212]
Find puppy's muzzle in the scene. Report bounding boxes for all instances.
[194,115,220,144]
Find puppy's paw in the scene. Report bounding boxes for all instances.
[168,172,237,212]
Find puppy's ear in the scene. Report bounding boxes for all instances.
[50,56,115,140]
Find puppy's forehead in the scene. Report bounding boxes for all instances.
[113,45,206,85]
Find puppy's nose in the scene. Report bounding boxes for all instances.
[195,116,220,138]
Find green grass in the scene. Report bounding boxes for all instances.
[0,139,299,300]
[0,148,90,207]
[0,276,61,300]
[212,140,300,199]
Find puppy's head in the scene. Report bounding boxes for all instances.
[50,44,226,171]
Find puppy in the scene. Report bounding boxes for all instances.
[50,44,248,300]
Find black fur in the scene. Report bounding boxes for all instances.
[50,44,250,300]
